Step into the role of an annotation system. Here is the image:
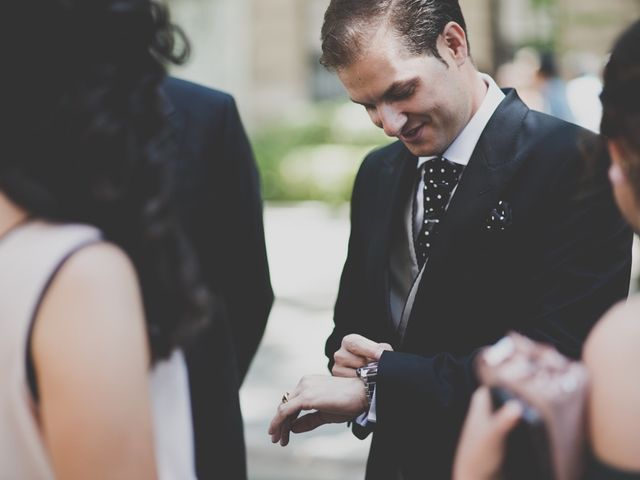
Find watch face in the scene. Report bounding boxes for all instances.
[360,364,378,377]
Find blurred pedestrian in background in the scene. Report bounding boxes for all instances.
[566,52,605,133]
[535,50,576,123]
[496,47,544,112]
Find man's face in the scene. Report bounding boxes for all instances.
[337,26,473,157]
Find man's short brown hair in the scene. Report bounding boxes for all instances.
[320,0,468,71]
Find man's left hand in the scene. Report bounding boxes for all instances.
[332,334,393,378]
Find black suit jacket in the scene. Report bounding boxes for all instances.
[326,91,632,479]
[163,77,273,480]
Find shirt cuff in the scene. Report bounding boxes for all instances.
[355,388,377,426]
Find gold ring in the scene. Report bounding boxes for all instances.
[281,392,290,404]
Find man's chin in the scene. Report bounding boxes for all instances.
[401,141,440,157]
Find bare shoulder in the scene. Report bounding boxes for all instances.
[584,297,640,367]
[583,297,640,470]
[53,241,139,290]
[31,242,156,478]
[32,241,148,369]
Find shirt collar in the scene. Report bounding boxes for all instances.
[418,73,505,169]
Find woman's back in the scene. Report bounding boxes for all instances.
[0,221,100,478]
[0,219,195,479]
[1,1,211,477]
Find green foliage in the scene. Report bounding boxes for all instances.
[517,37,555,52]
[529,0,555,9]
[252,102,389,203]
[523,0,559,53]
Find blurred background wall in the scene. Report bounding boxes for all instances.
[171,0,639,203]
[171,0,639,129]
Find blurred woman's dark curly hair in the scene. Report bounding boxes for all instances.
[1,0,212,362]
[600,19,640,200]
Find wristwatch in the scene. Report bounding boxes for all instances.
[356,361,378,407]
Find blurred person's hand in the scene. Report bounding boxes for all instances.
[453,387,522,480]
[332,333,393,377]
[268,375,367,446]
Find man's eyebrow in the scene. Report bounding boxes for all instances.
[382,78,419,99]
[350,78,420,106]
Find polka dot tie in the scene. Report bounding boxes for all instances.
[415,156,464,269]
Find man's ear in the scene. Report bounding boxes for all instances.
[441,21,469,66]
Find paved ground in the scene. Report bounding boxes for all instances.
[241,203,370,480]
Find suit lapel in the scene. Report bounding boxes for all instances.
[404,90,530,336]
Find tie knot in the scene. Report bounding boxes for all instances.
[421,157,464,189]
[421,156,462,183]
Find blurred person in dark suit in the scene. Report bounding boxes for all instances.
[162,77,273,479]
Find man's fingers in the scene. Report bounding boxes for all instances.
[332,365,358,378]
[269,407,285,443]
[333,349,367,371]
[280,419,292,446]
[342,334,392,361]
[277,394,306,446]
[271,412,300,446]
[268,398,302,439]
[268,405,284,436]
[290,411,327,434]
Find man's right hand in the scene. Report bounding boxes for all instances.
[332,334,393,377]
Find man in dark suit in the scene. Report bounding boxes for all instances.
[269,1,631,479]
[163,77,273,479]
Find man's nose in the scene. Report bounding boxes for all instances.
[377,104,406,137]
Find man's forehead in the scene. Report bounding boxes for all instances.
[336,46,422,100]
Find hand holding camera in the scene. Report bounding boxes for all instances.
[474,333,589,480]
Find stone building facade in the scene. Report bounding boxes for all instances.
[170,0,640,129]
